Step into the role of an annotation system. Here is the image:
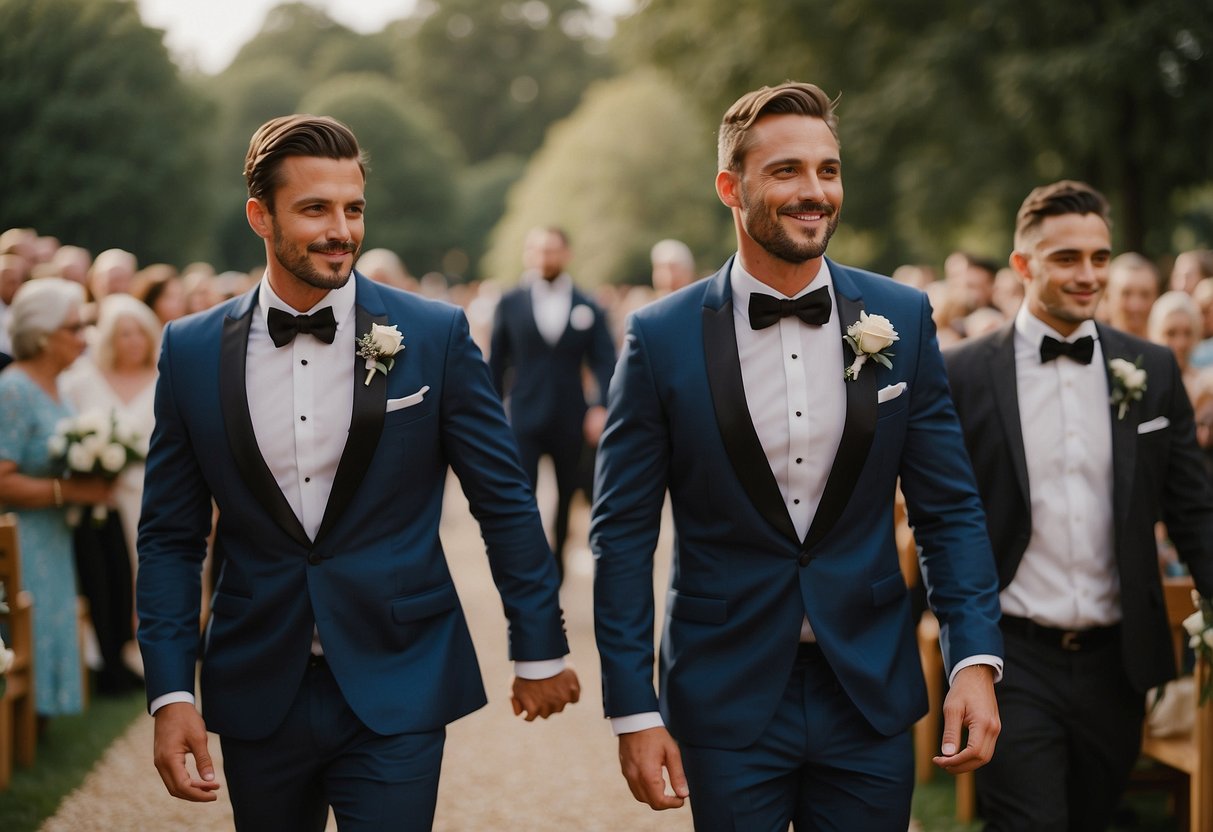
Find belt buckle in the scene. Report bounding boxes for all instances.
[1060,631,1082,651]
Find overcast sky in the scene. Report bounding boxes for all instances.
[136,0,634,75]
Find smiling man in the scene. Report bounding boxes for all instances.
[591,81,1004,831]
[945,180,1213,831]
[136,114,579,831]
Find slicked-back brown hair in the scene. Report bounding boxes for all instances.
[1014,180,1111,250]
[244,114,367,212]
[718,82,840,172]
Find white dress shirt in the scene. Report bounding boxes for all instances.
[530,273,572,345]
[1002,306,1119,628]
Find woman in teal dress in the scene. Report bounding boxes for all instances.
[0,278,112,718]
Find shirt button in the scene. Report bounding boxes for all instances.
[791,354,798,360]
[304,477,311,483]
[307,552,321,565]
[301,359,308,366]
[796,458,803,464]
[300,415,307,421]
[795,411,802,417]
[793,499,801,505]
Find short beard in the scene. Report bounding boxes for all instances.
[272,224,358,291]
[739,182,840,264]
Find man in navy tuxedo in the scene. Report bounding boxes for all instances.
[137,115,580,831]
[946,180,1213,831]
[591,81,1004,830]
[489,227,616,581]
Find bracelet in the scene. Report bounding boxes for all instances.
[52,478,63,508]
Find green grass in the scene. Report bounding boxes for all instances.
[0,688,145,832]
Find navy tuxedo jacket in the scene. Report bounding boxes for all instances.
[591,257,1002,749]
[945,322,1213,693]
[488,283,616,437]
[137,274,567,740]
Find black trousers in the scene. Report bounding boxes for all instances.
[975,626,1145,832]
[513,427,583,582]
[73,509,135,694]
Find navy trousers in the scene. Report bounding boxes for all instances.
[220,656,445,832]
[679,644,914,832]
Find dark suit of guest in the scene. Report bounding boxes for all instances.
[489,278,615,579]
[946,317,1213,831]
[0,352,11,372]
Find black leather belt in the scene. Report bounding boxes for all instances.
[1000,615,1119,652]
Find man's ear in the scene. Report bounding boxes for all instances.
[246,198,272,240]
[1009,250,1032,281]
[715,169,741,209]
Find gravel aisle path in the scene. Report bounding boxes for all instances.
[42,471,694,831]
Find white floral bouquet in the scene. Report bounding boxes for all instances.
[47,409,147,525]
[1182,590,1213,705]
[0,582,13,699]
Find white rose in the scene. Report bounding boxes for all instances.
[1109,358,1136,378]
[1126,367,1147,389]
[67,442,96,472]
[99,443,127,474]
[368,324,404,357]
[849,312,899,354]
[569,304,596,331]
[1184,610,1205,637]
[0,645,13,676]
[75,410,111,437]
[47,434,67,458]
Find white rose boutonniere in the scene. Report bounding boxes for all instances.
[357,323,405,386]
[843,311,899,380]
[1108,356,1147,420]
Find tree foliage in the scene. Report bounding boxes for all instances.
[484,70,733,287]
[0,0,212,264]
[616,0,1213,269]
[393,0,612,164]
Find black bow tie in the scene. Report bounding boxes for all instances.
[266,306,338,348]
[748,286,832,330]
[1039,335,1094,365]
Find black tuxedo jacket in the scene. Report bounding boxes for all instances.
[488,283,616,437]
[945,321,1213,693]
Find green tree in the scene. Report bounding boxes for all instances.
[484,70,733,287]
[0,0,212,264]
[299,74,460,276]
[615,0,1213,268]
[393,0,612,164]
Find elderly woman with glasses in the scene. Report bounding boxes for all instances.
[0,278,113,720]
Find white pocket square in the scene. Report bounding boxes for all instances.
[1137,416,1169,434]
[877,382,907,404]
[386,385,430,413]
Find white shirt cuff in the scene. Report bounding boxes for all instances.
[610,711,665,736]
[949,654,1003,685]
[149,691,196,715]
[514,657,566,680]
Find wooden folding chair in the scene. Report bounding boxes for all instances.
[0,513,37,790]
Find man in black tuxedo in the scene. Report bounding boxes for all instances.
[945,180,1213,831]
[489,227,616,581]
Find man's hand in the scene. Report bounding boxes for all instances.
[618,726,689,810]
[583,405,608,446]
[510,668,581,721]
[152,702,221,801]
[933,663,1000,774]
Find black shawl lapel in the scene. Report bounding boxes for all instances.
[702,263,800,544]
[219,289,311,548]
[315,285,388,546]
[987,323,1031,513]
[802,272,876,550]
[1096,324,1139,538]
